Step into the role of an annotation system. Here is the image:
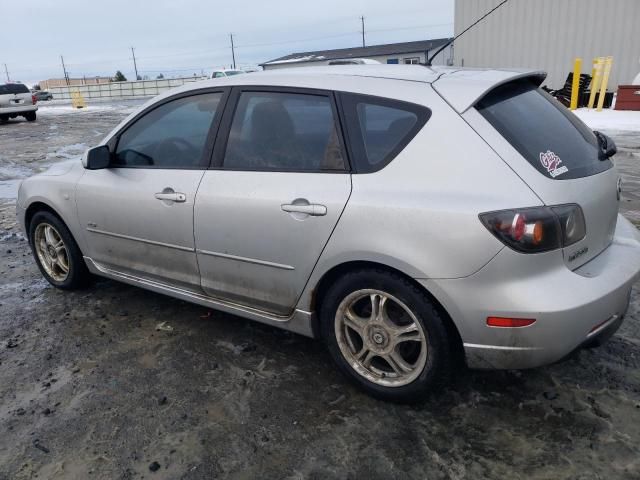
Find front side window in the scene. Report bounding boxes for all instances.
[223,91,346,171]
[341,93,430,172]
[477,80,611,179]
[114,92,223,168]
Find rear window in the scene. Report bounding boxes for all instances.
[477,81,611,180]
[0,83,30,94]
[340,93,431,173]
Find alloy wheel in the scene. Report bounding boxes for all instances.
[334,289,428,387]
[34,223,70,282]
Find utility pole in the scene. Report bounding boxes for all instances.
[361,16,366,47]
[3,64,9,82]
[131,47,139,80]
[60,55,70,86]
[230,33,236,69]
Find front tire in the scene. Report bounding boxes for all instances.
[320,269,451,403]
[29,211,91,289]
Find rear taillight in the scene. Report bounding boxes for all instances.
[32,94,37,105]
[479,204,585,253]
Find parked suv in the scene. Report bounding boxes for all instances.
[34,90,53,101]
[0,83,37,122]
[17,66,640,402]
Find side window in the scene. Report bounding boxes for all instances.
[213,72,225,78]
[341,93,431,172]
[223,91,346,171]
[114,93,222,168]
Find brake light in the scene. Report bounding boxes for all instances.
[32,94,37,105]
[479,204,585,253]
[487,317,536,328]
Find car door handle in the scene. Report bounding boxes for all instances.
[281,203,327,216]
[155,192,186,203]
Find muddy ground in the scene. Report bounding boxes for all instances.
[1,103,640,479]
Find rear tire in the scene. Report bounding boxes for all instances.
[320,268,451,403]
[24,112,36,122]
[29,211,91,290]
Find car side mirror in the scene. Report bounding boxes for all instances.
[86,145,111,170]
[594,131,617,160]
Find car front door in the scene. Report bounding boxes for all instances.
[77,90,227,292]
[194,88,352,315]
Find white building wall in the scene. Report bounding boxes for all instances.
[263,45,453,70]
[454,0,640,89]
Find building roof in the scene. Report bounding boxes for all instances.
[261,38,452,66]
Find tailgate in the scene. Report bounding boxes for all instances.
[0,83,32,109]
[462,79,618,269]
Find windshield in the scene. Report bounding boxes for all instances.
[477,80,612,180]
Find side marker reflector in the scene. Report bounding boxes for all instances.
[487,317,536,328]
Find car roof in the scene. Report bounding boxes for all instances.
[146,65,547,114]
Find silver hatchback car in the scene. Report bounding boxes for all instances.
[17,66,640,402]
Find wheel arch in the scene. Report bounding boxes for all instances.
[25,201,65,235]
[309,260,465,364]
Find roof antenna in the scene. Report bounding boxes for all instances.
[425,0,510,66]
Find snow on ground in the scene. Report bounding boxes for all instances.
[37,99,145,116]
[573,108,640,133]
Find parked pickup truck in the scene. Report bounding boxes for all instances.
[0,83,37,122]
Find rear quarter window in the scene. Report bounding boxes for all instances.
[4,84,30,94]
[476,81,611,180]
[340,93,431,173]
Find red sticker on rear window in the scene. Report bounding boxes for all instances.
[539,150,568,178]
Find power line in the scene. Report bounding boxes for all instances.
[234,31,358,49]
[367,22,452,34]
[426,0,510,65]
[8,15,456,79]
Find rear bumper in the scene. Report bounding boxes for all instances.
[420,215,640,369]
[0,105,37,116]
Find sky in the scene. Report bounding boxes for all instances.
[0,0,453,85]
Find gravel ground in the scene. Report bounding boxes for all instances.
[1,103,640,480]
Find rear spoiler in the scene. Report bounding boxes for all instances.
[432,69,546,113]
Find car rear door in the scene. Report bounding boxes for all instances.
[463,79,619,269]
[76,90,227,292]
[194,87,351,315]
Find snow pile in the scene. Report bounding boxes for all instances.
[573,108,640,133]
[37,102,142,116]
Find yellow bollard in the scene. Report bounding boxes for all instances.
[71,90,86,109]
[587,57,602,109]
[569,57,582,110]
[596,56,612,112]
